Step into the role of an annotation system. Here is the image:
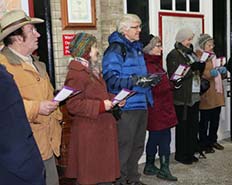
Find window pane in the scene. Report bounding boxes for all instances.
[176,0,186,11]
[190,0,199,12]
[160,0,172,10]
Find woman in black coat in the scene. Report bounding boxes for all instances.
[166,28,205,165]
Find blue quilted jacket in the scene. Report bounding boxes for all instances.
[102,31,153,110]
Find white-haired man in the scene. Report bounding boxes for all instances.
[102,14,161,185]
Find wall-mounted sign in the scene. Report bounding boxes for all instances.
[62,34,75,56]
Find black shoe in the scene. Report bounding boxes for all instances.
[192,156,199,162]
[204,147,215,154]
[175,157,192,165]
[212,143,224,150]
[198,151,207,159]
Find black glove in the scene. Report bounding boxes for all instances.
[173,78,183,89]
[190,62,205,72]
[109,105,122,121]
[132,74,162,88]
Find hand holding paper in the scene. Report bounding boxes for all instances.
[112,88,135,105]
[39,100,59,116]
[53,86,81,102]
[171,64,190,81]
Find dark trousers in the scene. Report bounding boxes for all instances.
[146,128,171,156]
[174,102,199,161]
[199,107,221,147]
[116,110,147,184]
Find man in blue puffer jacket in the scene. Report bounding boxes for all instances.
[102,14,161,185]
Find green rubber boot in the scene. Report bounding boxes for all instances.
[157,155,178,181]
[143,155,159,175]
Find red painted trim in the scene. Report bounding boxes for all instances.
[28,0,34,17]
[158,12,204,40]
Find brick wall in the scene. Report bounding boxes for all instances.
[50,0,124,89]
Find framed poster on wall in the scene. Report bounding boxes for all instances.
[61,0,96,30]
[159,12,204,69]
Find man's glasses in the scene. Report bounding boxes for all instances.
[129,25,142,30]
[23,27,38,35]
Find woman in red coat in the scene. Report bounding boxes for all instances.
[64,32,121,185]
[142,35,177,181]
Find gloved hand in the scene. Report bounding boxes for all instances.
[210,68,219,77]
[147,74,162,87]
[132,74,162,88]
[190,62,206,72]
[217,66,227,74]
[109,104,122,121]
[173,78,183,89]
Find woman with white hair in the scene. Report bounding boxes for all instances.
[166,28,205,165]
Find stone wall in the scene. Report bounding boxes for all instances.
[50,0,124,89]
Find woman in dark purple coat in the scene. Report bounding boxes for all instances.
[142,35,177,181]
[64,32,121,185]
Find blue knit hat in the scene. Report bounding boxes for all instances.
[69,32,97,59]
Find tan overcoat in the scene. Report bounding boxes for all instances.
[0,47,62,160]
[196,50,225,110]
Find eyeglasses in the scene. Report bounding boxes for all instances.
[129,25,142,30]
[206,43,215,48]
[24,27,38,35]
[155,44,162,48]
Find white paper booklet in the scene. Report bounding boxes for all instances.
[170,64,190,81]
[53,86,80,102]
[200,52,210,62]
[112,88,135,105]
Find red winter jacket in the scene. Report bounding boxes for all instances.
[144,54,177,131]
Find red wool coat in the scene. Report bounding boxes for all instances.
[64,60,120,184]
[144,54,177,131]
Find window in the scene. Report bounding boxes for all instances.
[160,0,172,10]
[176,0,186,11]
[160,0,200,12]
[127,0,149,36]
[190,0,200,12]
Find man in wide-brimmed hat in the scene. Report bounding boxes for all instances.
[0,9,62,185]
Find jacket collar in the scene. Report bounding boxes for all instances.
[69,59,103,84]
[1,46,46,77]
